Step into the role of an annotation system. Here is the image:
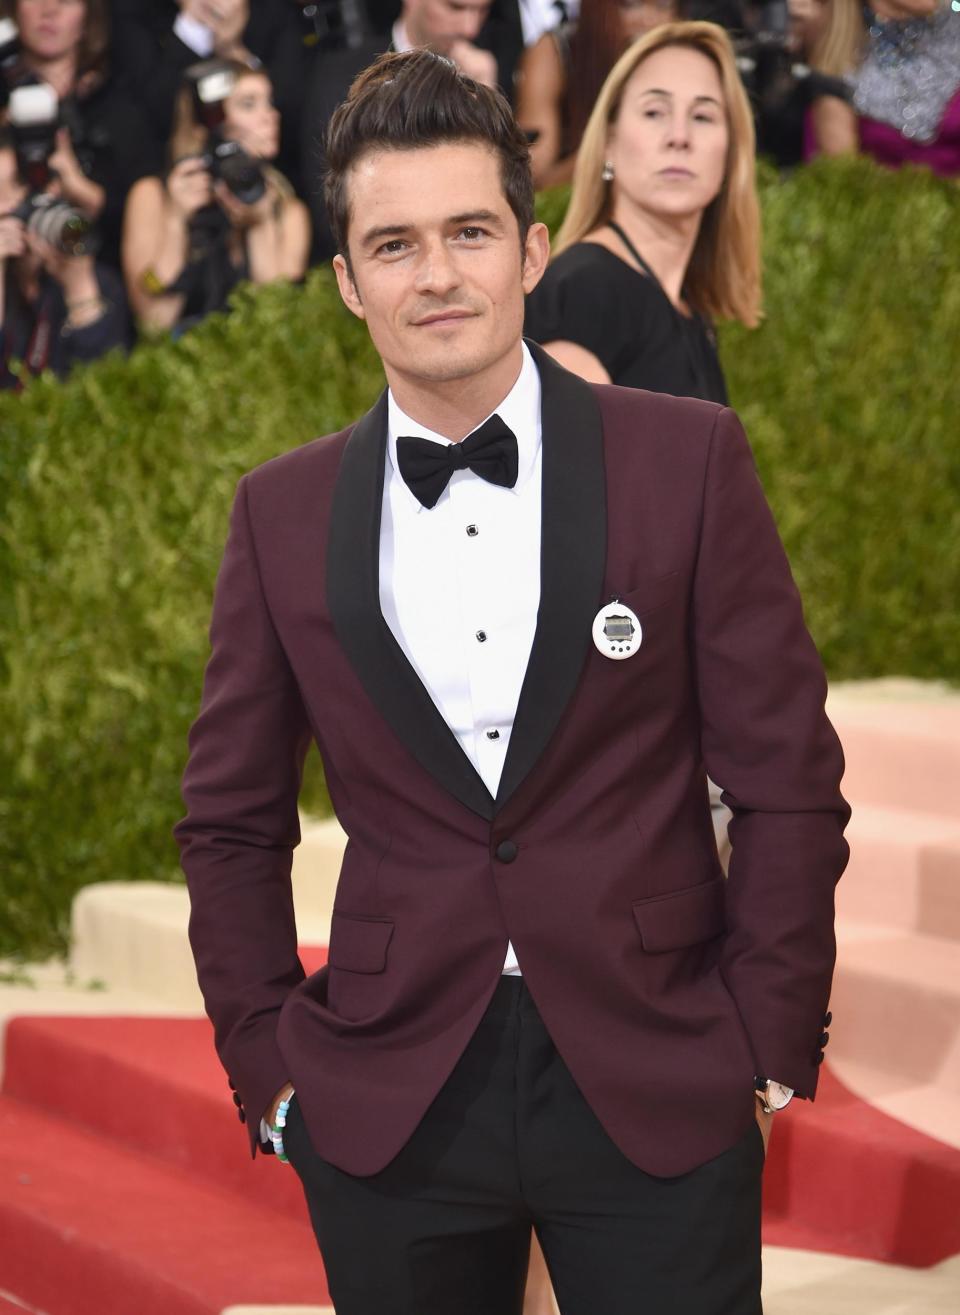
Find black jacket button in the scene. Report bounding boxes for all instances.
[495,840,518,863]
[823,1011,832,1027]
[815,1051,825,1065]
[237,1105,246,1122]
[819,1030,830,1047]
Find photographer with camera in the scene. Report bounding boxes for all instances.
[121,59,309,336]
[109,1,308,190]
[0,126,128,388]
[0,0,160,267]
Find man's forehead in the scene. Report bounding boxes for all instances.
[345,144,512,244]
[347,141,503,202]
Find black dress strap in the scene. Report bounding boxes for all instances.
[607,220,660,284]
[606,220,716,402]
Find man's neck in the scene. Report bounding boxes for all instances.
[398,8,427,50]
[386,341,525,442]
[609,200,701,311]
[24,53,78,99]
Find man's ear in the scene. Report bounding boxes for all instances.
[520,221,551,296]
[333,252,365,319]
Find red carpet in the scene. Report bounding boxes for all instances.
[2,932,957,1312]
[0,1097,328,1315]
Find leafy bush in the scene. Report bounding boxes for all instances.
[1,157,957,959]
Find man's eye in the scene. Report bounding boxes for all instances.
[458,227,486,240]
[378,240,408,255]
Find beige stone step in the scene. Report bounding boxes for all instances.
[837,804,960,939]
[830,922,960,1110]
[0,958,202,1086]
[761,1246,960,1313]
[221,1309,333,1315]
[67,816,343,1007]
[827,679,960,820]
[215,1250,960,1315]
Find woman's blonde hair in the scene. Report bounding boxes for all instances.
[553,21,762,328]
[811,0,866,77]
[169,63,294,204]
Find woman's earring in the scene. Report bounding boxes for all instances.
[602,160,615,182]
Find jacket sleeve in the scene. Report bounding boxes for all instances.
[693,406,850,1100]
[174,474,312,1156]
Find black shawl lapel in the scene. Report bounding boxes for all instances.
[495,342,607,811]
[326,391,496,821]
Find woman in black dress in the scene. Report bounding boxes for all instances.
[525,19,762,404]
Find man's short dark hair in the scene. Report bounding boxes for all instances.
[324,50,534,263]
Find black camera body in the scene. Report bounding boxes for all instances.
[184,60,267,207]
[736,0,852,114]
[6,82,98,256]
[11,192,97,257]
[204,132,267,207]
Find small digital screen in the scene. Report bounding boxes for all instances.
[603,614,634,642]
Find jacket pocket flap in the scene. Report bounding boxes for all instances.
[618,571,681,619]
[328,914,395,973]
[632,877,725,953]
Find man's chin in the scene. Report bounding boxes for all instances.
[394,341,493,386]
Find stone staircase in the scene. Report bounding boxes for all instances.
[1,683,959,1313]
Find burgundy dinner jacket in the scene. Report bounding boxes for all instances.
[175,343,850,1178]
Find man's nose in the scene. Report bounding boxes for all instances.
[413,238,462,296]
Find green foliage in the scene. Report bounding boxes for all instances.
[1,158,958,958]
[1,275,382,958]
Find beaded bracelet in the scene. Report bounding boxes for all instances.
[270,1091,295,1164]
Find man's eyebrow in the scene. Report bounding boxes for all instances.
[359,211,505,248]
[637,87,723,107]
[359,223,413,248]
[447,210,504,228]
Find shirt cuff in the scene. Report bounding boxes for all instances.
[174,14,215,57]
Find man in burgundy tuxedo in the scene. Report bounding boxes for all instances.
[175,49,849,1315]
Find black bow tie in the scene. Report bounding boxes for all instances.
[396,414,519,510]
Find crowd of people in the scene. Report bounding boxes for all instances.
[0,0,957,390]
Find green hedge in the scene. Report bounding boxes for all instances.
[1,156,958,960]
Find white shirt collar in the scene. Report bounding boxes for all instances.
[386,342,542,513]
[392,19,413,53]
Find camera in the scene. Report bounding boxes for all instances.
[736,0,852,115]
[184,61,267,207]
[6,82,97,256]
[11,192,97,256]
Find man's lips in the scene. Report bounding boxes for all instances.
[411,309,476,326]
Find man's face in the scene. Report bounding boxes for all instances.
[333,141,548,392]
[404,0,492,53]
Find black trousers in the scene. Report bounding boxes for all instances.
[283,976,764,1315]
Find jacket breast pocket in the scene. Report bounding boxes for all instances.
[616,570,682,622]
[632,876,726,953]
[327,913,395,974]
